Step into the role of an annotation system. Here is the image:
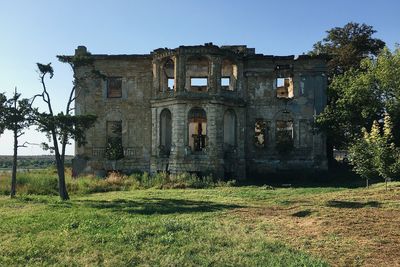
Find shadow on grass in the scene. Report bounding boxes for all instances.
[326,200,381,209]
[242,165,373,189]
[77,197,243,215]
[292,209,313,217]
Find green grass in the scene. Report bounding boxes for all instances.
[1,170,399,266]
[0,186,331,266]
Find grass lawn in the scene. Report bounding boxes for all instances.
[0,181,399,266]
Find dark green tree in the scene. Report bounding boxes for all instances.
[310,22,385,79]
[33,61,97,200]
[0,88,32,197]
[317,47,400,149]
[310,22,386,157]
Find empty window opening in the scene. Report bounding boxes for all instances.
[160,109,172,156]
[223,110,236,148]
[186,56,209,92]
[276,77,294,99]
[221,77,232,90]
[254,119,266,147]
[107,77,122,98]
[276,120,294,153]
[188,108,207,152]
[221,59,237,91]
[163,59,175,92]
[190,78,208,92]
[106,121,124,160]
[168,78,175,90]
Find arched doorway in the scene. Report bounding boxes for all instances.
[160,108,172,155]
[188,107,207,152]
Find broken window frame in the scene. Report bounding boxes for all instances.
[254,119,267,148]
[106,77,122,98]
[275,76,294,99]
[221,77,232,91]
[275,120,294,153]
[105,120,124,160]
[188,108,207,152]
[190,77,208,92]
[167,78,175,91]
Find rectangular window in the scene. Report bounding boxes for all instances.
[190,77,208,92]
[221,77,230,86]
[168,78,174,90]
[107,77,122,98]
[221,77,233,91]
[276,77,294,99]
[191,77,208,86]
[254,119,266,147]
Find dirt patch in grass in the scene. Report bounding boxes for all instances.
[231,185,400,266]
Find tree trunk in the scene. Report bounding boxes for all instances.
[366,178,369,189]
[55,153,69,200]
[10,129,18,198]
[51,131,69,201]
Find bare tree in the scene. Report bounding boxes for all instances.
[33,59,96,200]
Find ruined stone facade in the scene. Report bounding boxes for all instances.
[70,43,328,179]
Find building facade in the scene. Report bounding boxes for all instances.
[70,43,328,179]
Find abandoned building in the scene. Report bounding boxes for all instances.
[69,43,328,179]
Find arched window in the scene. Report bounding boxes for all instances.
[160,109,172,155]
[223,109,236,148]
[162,58,175,91]
[188,107,207,152]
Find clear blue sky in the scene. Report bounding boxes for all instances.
[1,0,399,155]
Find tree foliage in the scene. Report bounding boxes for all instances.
[316,47,400,149]
[349,115,400,188]
[0,89,33,197]
[310,22,385,79]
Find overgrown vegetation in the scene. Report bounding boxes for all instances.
[0,169,235,196]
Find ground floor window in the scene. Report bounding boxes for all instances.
[276,120,294,153]
[188,108,207,152]
[254,119,266,147]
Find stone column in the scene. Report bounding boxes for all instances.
[170,103,187,159]
[174,55,186,92]
[152,60,160,95]
[236,61,244,97]
[206,104,225,177]
[210,56,222,94]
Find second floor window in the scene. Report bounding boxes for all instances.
[107,77,122,98]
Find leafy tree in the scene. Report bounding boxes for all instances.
[33,60,97,200]
[349,115,400,189]
[310,22,385,79]
[316,47,400,151]
[0,89,32,197]
[310,22,386,158]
